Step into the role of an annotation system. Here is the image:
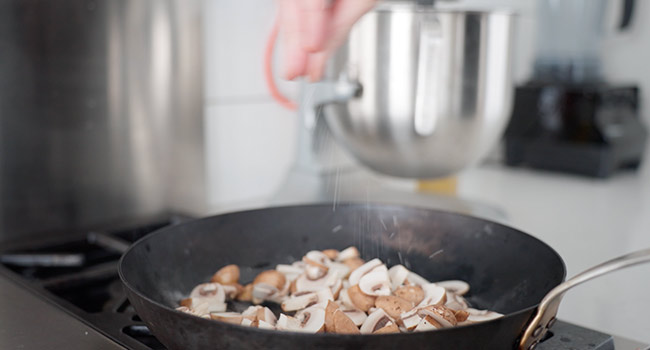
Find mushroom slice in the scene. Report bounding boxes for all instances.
[388,264,410,290]
[394,285,425,305]
[453,309,470,322]
[322,249,339,260]
[332,309,361,334]
[276,314,302,331]
[406,271,430,286]
[347,284,377,312]
[276,264,304,280]
[328,262,351,279]
[242,305,262,318]
[295,307,326,333]
[325,300,339,332]
[253,270,287,290]
[418,305,457,328]
[281,288,333,312]
[399,308,423,331]
[237,283,254,302]
[330,278,343,299]
[304,250,332,266]
[466,309,503,323]
[336,246,360,261]
[373,322,399,334]
[222,284,240,299]
[358,265,391,296]
[413,315,442,332]
[258,320,275,330]
[295,269,339,292]
[360,308,394,334]
[338,288,356,310]
[252,283,279,304]
[444,291,469,311]
[341,309,367,327]
[417,283,447,307]
[210,312,243,324]
[374,295,414,319]
[305,261,328,280]
[211,264,240,285]
[241,318,254,327]
[190,283,226,301]
[436,280,470,296]
[342,257,365,272]
[256,306,278,326]
[348,258,382,285]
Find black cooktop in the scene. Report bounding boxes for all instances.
[0,217,623,350]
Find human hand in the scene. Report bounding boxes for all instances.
[277,0,377,81]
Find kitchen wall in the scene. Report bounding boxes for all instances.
[202,0,650,209]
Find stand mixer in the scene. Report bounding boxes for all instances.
[269,1,515,221]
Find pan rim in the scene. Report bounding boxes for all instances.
[118,202,567,338]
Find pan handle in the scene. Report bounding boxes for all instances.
[519,247,650,350]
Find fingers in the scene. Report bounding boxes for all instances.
[305,0,377,80]
[299,0,331,52]
[278,0,308,80]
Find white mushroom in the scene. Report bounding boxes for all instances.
[358,265,391,296]
[406,271,430,286]
[210,312,243,324]
[252,283,279,304]
[305,250,332,266]
[336,246,360,262]
[436,280,470,296]
[338,288,356,310]
[374,295,414,319]
[360,308,394,334]
[295,269,339,292]
[417,283,447,307]
[258,320,275,330]
[341,309,367,326]
[445,291,469,311]
[348,258,382,285]
[276,264,304,281]
[418,305,457,328]
[190,283,226,300]
[465,309,503,323]
[281,288,333,312]
[388,264,410,290]
[413,315,442,332]
[241,318,254,327]
[327,262,351,279]
[399,308,423,331]
[276,314,301,331]
[295,307,326,333]
[394,285,425,305]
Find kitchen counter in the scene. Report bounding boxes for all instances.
[457,162,650,344]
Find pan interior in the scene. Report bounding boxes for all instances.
[120,204,565,316]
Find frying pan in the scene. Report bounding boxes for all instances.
[118,204,650,349]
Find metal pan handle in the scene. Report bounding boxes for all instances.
[519,247,650,350]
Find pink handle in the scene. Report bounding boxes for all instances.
[264,14,297,111]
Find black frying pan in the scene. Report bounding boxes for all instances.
[118,203,583,349]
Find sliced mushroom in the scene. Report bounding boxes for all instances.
[348,258,382,285]
[436,280,470,296]
[237,283,254,302]
[341,309,367,327]
[358,265,391,296]
[373,322,399,334]
[444,291,469,311]
[183,297,227,315]
[406,271,430,286]
[347,284,377,312]
[304,250,331,267]
[394,285,425,305]
[399,308,423,331]
[374,295,414,319]
[210,312,243,324]
[417,283,447,307]
[388,264,410,290]
[453,309,469,322]
[304,260,329,280]
[281,288,333,312]
[276,314,301,331]
[465,309,503,323]
[211,264,240,285]
[322,249,339,260]
[253,270,286,290]
[330,278,343,299]
[241,318,254,327]
[190,283,226,300]
[332,309,361,334]
[418,305,457,328]
[252,283,279,305]
[295,269,339,292]
[413,315,442,332]
[337,288,356,310]
[222,284,240,299]
[324,300,339,332]
[328,262,351,279]
[295,307,326,333]
[342,257,365,272]
[276,264,304,281]
[258,320,275,330]
[360,308,394,334]
[256,306,277,326]
[336,246,360,262]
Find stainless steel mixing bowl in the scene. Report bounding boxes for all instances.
[304,3,515,178]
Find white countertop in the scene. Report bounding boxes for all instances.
[457,162,650,344]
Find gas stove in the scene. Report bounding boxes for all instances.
[0,217,645,350]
